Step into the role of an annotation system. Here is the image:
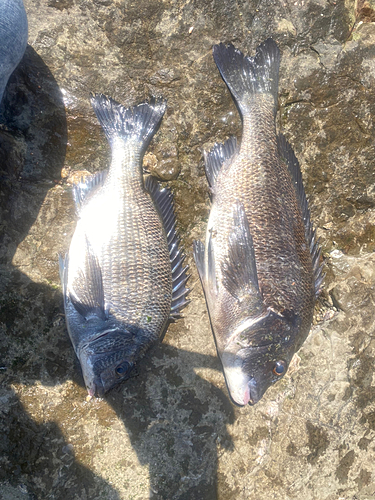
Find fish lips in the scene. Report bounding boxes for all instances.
[221,350,253,406]
[221,309,298,405]
[221,355,273,406]
[221,344,288,406]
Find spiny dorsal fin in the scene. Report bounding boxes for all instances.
[277,134,324,297]
[145,175,190,317]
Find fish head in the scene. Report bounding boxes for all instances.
[221,308,300,405]
[78,328,141,397]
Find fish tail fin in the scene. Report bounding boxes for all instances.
[90,94,167,150]
[213,39,280,115]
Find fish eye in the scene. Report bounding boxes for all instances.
[115,361,131,377]
[273,360,287,376]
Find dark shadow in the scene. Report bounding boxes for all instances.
[0,46,235,500]
[0,45,66,251]
[0,388,122,500]
[106,343,235,500]
[0,47,121,499]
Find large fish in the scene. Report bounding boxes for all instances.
[193,39,323,406]
[0,0,28,104]
[60,94,189,396]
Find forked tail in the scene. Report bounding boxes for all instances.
[213,39,280,115]
[90,94,167,152]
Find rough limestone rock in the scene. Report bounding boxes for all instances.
[1,0,374,498]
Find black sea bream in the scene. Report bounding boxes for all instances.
[60,95,189,396]
[194,40,323,405]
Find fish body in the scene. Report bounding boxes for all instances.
[60,95,189,396]
[194,40,322,405]
[0,0,28,104]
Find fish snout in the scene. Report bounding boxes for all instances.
[247,378,260,405]
[221,351,253,406]
[91,378,105,398]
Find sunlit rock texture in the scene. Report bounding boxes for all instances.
[0,0,374,498]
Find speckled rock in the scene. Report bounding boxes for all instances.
[1,0,375,499]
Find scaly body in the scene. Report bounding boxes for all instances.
[61,95,189,396]
[194,40,322,405]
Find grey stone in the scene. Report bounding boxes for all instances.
[0,0,375,499]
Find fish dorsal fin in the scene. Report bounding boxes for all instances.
[69,236,107,321]
[145,175,190,317]
[204,136,238,187]
[277,134,309,225]
[277,134,324,297]
[221,201,263,308]
[73,171,108,212]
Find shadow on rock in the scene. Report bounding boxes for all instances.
[0,44,68,370]
[0,388,122,500]
[0,45,67,271]
[0,46,121,499]
[0,44,235,500]
[106,343,235,500]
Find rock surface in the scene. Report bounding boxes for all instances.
[1,0,375,499]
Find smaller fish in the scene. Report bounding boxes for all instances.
[0,0,28,104]
[60,94,189,396]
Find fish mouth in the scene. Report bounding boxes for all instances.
[84,369,115,398]
[78,347,110,398]
[89,377,105,398]
[247,378,260,405]
[78,328,135,396]
[221,350,269,406]
[225,377,262,406]
[221,351,252,406]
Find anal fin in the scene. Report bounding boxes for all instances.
[204,136,238,188]
[73,170,108,212]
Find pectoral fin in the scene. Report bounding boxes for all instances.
[207,231,218,296]
[221,201,262,308]
[193,239,205,284]
[59,253,68,302]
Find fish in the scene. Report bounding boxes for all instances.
[193,39,323,406]
[60,94,189,397]
[0,0,28,104]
